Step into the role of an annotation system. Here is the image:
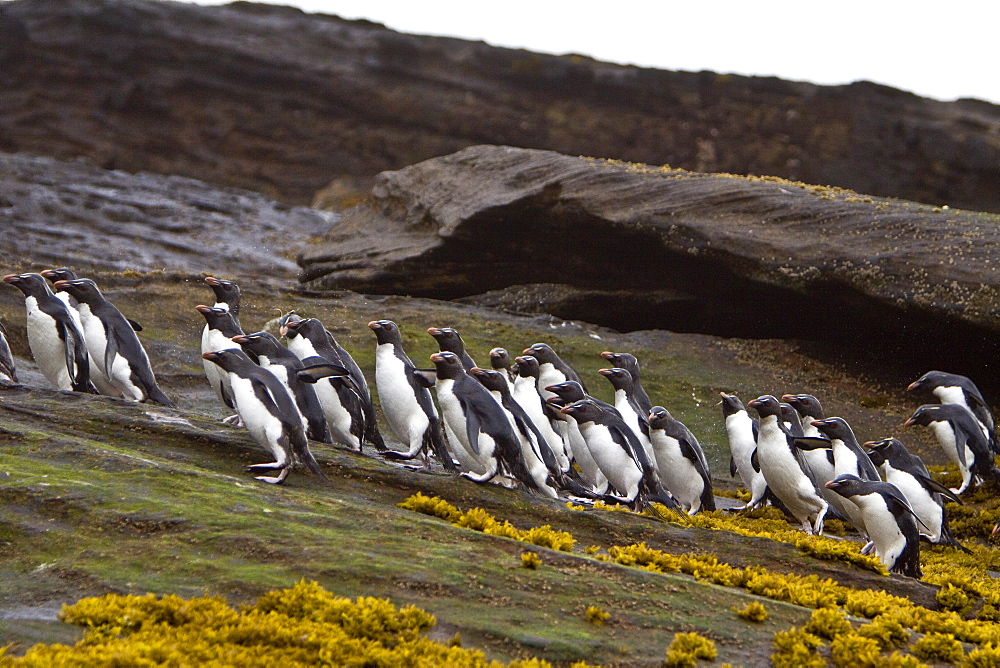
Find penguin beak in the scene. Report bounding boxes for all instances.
[205,276,220,286]
[202,352,220,362]
[901,417,916,428]
[231,335,249,344]
[429,352,445,363]
[427,327,442,336]
[367,321,381,330]
[2,274,20,285]
[992,523,1000,538]
[546,396,566,407]
[824,480,842,490]
[906,381,921,391]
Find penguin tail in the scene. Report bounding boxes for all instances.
[700,486,717,513]
[558,473,599,499]
[890,543,923,579]
[939,516,973,554]
[364,420,387,452]
[146,386,176,408]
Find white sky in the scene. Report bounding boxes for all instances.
[185,1,1000,105]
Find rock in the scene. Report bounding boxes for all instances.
[0,152,332,278]
[1,0,999,210]
[298,145,1000,380]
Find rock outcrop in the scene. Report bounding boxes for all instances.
[1,0,999,211]
[0,152,332,278]
[298,145,1000,379]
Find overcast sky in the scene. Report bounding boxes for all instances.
[186,0,1000,105]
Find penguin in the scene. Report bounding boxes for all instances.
[796,417,879,546]
[294,357,368,452]
[3,273,93,393]
[197,304,244,417]
[782,394,837,491]
[426,351,535,490]
[560,399,677,512]
[523,343,587,398]
[647,406,715,514]
[54,279,173,406]
[747,395,828,534]
[42,268,144,333]
[598,367,656,472]
[427,327,477,371]
[203,276,241,326]
[864,437,969,552]
[202,349,324,484]
[0,322,18,384]
[600,351,652,416]
[511,355,571,472]
[543,381,610,495]
[719,392,769,510]
[469,366,559,497]
[489,347,517,384]
[232,331,332,444]
[282,317,385,451]
[908,370,998,454]
[903,404,1000,494]
[367,320,453,470]
[824,475,923,578]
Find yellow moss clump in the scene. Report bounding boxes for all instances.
[804,607,853,640]
[911,632,964,664]
[771,627,825,668]
[584,605,610,627]
[734,601,768,622]
[665,631,717,667]
[3,580,528,666]
[857,615,910,650]
[398,494,574,552]
[521,552,542,569]
[829,633,884,667]
[937,583,973,613]
[965,644,1000,667]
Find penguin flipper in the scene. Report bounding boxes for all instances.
[729,455,737,478]
[126,318,143,332]
[297,362,350,383]
[915,474,964,505]
[462,401,483,456]
[750,448,760,473]
[103,326,120,381]
[791,436,833,451]
[412,369,437,389]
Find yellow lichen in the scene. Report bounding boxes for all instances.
[521,552,542,569]
[734,601,768,622]
[584,605,610,627]
[665,631,717,667]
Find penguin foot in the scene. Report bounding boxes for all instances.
[860,541,876,556]
[383,449,419,461]
[255,467,290,484]
[222,414,243,427]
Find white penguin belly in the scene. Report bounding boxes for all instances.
[511,378,568,471]
[886,468,942,541]
[615,391,657,473]
[558,419,608,492]
[375,346,430,450]
[435,379,488,474]
[854,494,907,569]
[313,379,359,449]
[25,298,73,390]
[929,421,973,474]
[579,422,641,500]
[229,375,287,464]
[758,427,823,520]
[650,431,704,512]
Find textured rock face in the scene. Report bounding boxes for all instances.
[1,0,1000,211]
[0,152,332,278]
[298,145,1000,369]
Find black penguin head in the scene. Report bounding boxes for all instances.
[204,276,241,307]
[782,394,825,419]
[863,437,904,467]
[902,405,940,428]
[647,405,673,429]
[810,417,856,442]
[283,317,324,341]
[560,399,602,423]
[824,474,867,498]
[429,351,465,380]
[278,312,302,337]
[427,327,465,353]
[232,331,282,357]
[747,395,781,418]
[514,355,540,378]
[600,351,638,371]
[598,367,633,391]
[368,320,402,345]
[719,392,746,417]
[40,268,79,283]
[469,367,507,393]
[3,273,53,298]
[202,348,254,372]
[545,380,584,401]
[907,370,959,393]
[196,304,232,326]
[53,278,103,304]
[523,343,557,363]
[489,348,511,370]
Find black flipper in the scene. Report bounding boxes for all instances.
[296,363,351,383]
[750,448,760,473]
[729,455,737,478]
[127,318,143,332]
[915,474,963,505]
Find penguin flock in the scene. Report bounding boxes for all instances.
[3,272,997,580]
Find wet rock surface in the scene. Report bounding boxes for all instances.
[0,152,332,278]
[1,0,999,211]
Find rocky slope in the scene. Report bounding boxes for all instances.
[2,0,999,211]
